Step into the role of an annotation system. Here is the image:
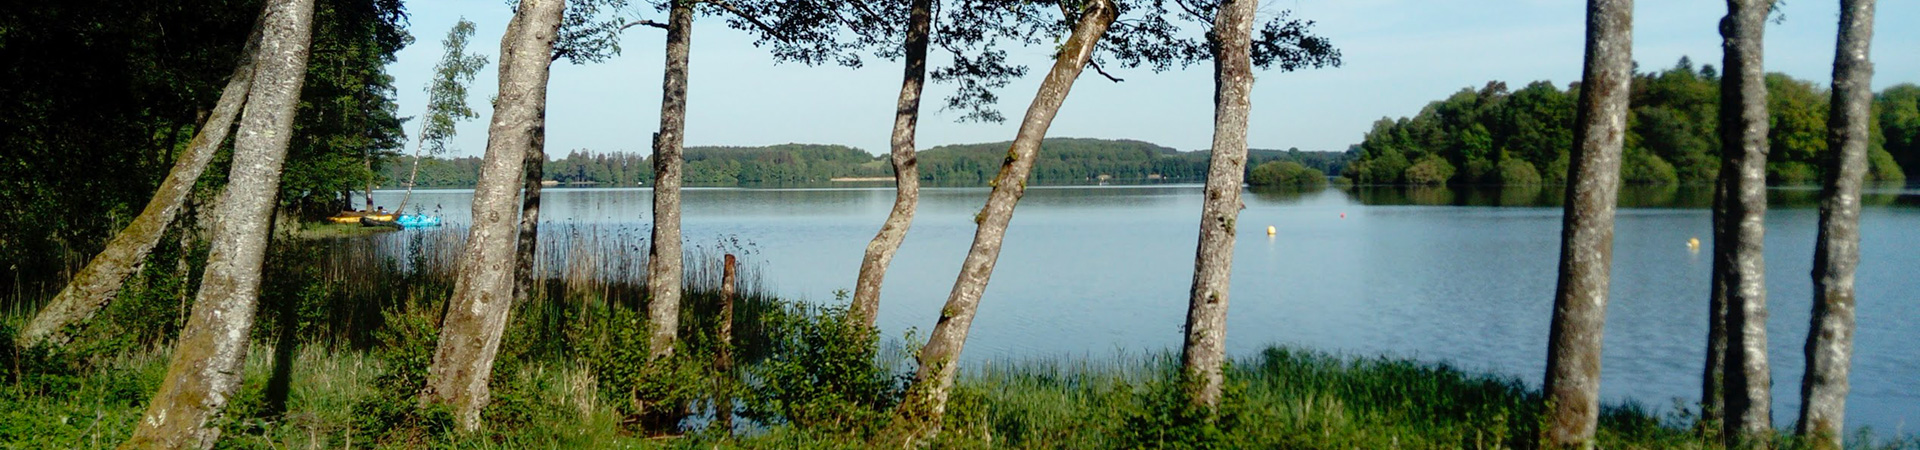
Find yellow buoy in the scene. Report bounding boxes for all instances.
[1687,237,1701,251]
[1266,225,1276,236]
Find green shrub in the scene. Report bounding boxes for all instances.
[1498,159,1543,185]
[1247,161,1328,188]
[1403,154,1457,185]
[742,298,904,436]
[1769,161,1820,185]
[1623,151,1679,184]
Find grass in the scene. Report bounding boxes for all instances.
[3,225,1916,449]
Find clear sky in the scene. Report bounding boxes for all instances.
[385,0,1920,158]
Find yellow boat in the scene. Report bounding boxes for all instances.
[325,211,397,224]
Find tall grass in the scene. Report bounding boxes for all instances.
[3,224,1917,449]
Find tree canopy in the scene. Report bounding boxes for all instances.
[1344,58,1912,186]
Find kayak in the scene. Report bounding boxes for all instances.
[395,215,441,228]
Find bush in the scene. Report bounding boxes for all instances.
[1247,161,1328,188]
[1622,151,1679,184]
[1497,159,1543,185]
[1769,161,1820,185]
[1869,147,1907,183]
[743,298,905,436]
[1403,154,1456,185]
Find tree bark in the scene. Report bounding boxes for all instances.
[1540,1,1632,448]
[646,0,694,360]
[17,19,261,350]
[420,0,564,432]
[1717,1,1774,445]
[1179,0,1258,412]
[881,2,1117,445]
[1701,181,1730,430]
[120,0,315,447]
[514,120,545,304]
[850,0,932,328]
[1797,1,1874,447]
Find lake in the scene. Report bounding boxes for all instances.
[372,184,1920,432]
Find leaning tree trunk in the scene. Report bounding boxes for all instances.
[645,0,693,359]
[395,134,428,214]
[1540,1,1633,448]
[881,2,1117,446]
[120,0,314,447]
[1718,0,1774,445]
[420,0,563,433]
[1701,181,1730,431]
[1180,0,1258,412]
[514,121,546,303]
[1797,1,1875,448]
[849,0,932,326]
[16,20,261,350]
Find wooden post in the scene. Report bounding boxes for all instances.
[714,253,737,434]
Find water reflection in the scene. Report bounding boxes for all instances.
[371,184,1920,431]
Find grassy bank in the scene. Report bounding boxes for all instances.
[3,226,1915,449]
[7,339,1918,449]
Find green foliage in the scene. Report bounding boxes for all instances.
[1497,158,1543,185]
[391,138,1356,187]
[416,18,489,157]
[1622,150,1679,185]
[350,310,454,445]
[742,299,904,435]
[1247,161,1327,188]
[1403,154,1457,185]
[1348,58,1915,186]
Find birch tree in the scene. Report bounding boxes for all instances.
[881,2,1118,445]
[420,0,565,432]
[1539,0,1632,447]
[849,0,932,327]
[1797,0,1876,447]
[1716,0,1775,445]
[121,0,316,447]
[396,18,489,215]
[644,0,695,359]
[15,20,262,350]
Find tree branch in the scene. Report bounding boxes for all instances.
[619,19,669,31]
[1086,59,1123,82]
[701,0,791,42]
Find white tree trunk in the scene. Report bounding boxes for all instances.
[1797,1,1875,448]
[1540,1,1633,448]
[121,1,315,447]
[420,0,565,432]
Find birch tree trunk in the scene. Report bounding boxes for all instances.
[1717,1,1774,445]
[1701,181,1730,430]
[646,0,694,359]
[120,0,314,447]
[850,0,932,327]
[514,124,546,303]
[421,0,564,432]
[1797,1,1875,447]
[1179,0,1257,412]
[881,2,1117,445]
[1540,1,1632,448]
[17,20,261,350]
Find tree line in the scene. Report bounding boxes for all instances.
[384,138,1350,188]
[1345,59,1917,187]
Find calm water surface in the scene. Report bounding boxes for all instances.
[374,185,1920,431]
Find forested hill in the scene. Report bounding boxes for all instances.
[389,138,1351,187]
[1345,58,1920,186]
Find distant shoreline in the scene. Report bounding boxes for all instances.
[829,176,894,182]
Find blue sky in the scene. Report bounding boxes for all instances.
[385,0,1920,158]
